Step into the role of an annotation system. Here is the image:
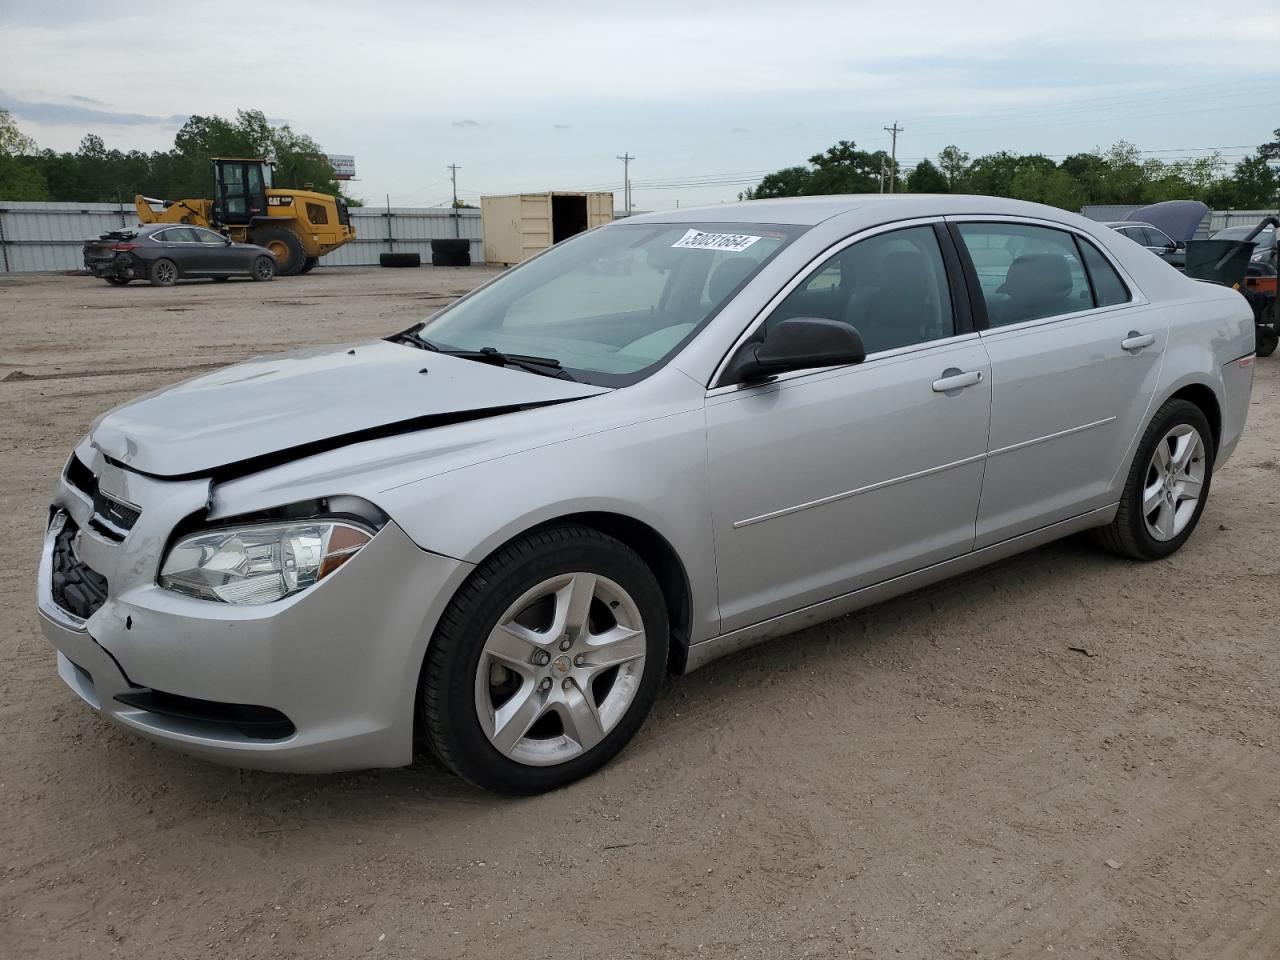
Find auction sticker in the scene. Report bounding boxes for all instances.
[671,229,762,252]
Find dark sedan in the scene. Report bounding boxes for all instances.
[83,224,276,286]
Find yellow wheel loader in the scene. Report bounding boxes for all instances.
[134,158,355,275]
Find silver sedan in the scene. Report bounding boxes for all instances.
[37,195,1256,793]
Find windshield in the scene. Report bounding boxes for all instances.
[414,221,802,386]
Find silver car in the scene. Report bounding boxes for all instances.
[37,196,1256,793]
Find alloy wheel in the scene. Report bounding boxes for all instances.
[1142,423,1206,541]
[474,572,648,767]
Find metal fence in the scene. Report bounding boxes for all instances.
[0,201,484,273]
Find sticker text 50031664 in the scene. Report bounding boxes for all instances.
[671,229,762,253]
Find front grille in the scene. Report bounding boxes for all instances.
[91,489,141,540]
[50,517,109,620]
[65,455,141,542]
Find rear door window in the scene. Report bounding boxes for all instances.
[955,223,1093,327]
[159,227,199,243]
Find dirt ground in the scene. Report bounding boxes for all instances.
[2,267,1278,960]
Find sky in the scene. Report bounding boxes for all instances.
[2,0,1278,211]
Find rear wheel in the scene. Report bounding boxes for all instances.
[253,226,306,275]
[1093,399,1213,560]
[421,526,668,794]
[148,258,177,287]
[251,255,276,282]
[299,256,319,274]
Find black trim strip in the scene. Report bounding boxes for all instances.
[934,222,974,336]
[945,222,989,331]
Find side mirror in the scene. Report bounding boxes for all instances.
[1173,240,1185,251]
[225,236,233,246]
[725,317,866,385]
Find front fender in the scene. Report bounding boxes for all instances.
[377,406,722,644]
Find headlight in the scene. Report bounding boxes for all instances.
[159,521,373,604]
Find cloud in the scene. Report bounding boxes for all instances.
[730,127,748,133]
[67,94,107,105]
[451,119,480,128]
[553,123,572,129]
[0,93,186,127]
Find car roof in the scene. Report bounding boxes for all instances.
[623,194,1102,228]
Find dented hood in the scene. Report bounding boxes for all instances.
[90,340,607,479]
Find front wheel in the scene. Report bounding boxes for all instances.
[253,226,305,275]
[251,255,276,282]
[1093,399,1213,560]
[104,276,130,286]
[421,526,668,794]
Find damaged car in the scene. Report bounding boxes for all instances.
[83,224,276,286]
[39,196,1255,793]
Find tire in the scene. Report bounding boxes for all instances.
[1258,325,1278,358]
[253,226,306,275]
[1092,398,1214,560]
[421,525,668,794]
[148,258,177,287]
[299,257,319,274]
[104,276,129,286]
[379,252,421,268]
[251,255,276,282]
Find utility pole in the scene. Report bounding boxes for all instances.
[447,163,461,237]
[616,153,634,216]
[883,122,903,193]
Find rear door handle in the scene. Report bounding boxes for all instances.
[1121,332,1155,352]
[932,369,983,393]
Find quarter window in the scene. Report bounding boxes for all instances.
[955,223,1092,327]
[765,225,955,355]
[1078,238,1131,307]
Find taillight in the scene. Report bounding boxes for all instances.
[111,243,136,252]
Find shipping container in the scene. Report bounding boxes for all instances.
[480,192,613,266]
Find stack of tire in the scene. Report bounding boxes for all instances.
[431,239,471,267]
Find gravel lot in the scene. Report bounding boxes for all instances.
[2,267,1278,959]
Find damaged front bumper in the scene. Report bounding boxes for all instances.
[36,454,473,773]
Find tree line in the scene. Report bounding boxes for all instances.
[742,130,1280,211]
[0,108,357,204]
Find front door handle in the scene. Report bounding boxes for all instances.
[932,369,983,393]
[1121,332,1155,352]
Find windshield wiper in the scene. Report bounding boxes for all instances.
[390,332,577,381]
[441,345,577,381]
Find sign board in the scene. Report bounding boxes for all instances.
[326,154,356,180]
